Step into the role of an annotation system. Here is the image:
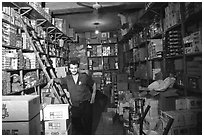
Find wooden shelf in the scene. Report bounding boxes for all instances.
[7,82,47,95]
[165,23,181,32]
[166,54,183,59]
[150,33,162,39]
[185,52,202,57]
[2,44,21,49]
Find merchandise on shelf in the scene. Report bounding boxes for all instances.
[164,3,181,31]
[2,71,11,95]
[28,2,52,22]
[24,71,38,89]
[2,48,19,70]
[165,30,183,57]
[148,16,163,38]
[183,31,202,54]
[2,22,17,47]
[11,74,23,93]
[23,53,39,69]
[148,39,163,59]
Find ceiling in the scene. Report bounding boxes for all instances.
[46,2,145,33]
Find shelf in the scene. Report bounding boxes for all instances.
[2,68,41,72]
[2,44,21,49]
[150,33,163,39]
[22,49,35,52]
[166,54,183,59]
[2,18,22,29]
[102,42,117,45]
[185,52,202,57]
[88,56,102,58]
[87,43,102,45]
[103,55,118,57]
[89,70,103,72]
[3,2,72,42]
[165,23,181,32]
[7,82,47,95]
[119,22,143,43]
[148,57,163,61]
[140,2,168,22]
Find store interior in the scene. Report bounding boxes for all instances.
[2,2,202,135]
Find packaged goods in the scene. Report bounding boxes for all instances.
[43,104,70,120]
[44,119,71,131]
[2,114,41,135]
[2,95,40,121]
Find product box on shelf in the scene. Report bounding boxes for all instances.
[45,129,70,135]
[117,73,128,83]
[43,104,70,120]
[2,114,41,135]
[44,119,71,131]
[2,95,40,121]
[117,82,128,91]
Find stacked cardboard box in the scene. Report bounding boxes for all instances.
[148,39,163,59]
[160,109,200,135]
[164,3,181,31]
[2,95,41,135]
[42,104,71,135]
[183,31,202,54]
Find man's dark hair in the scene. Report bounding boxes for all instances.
[69,59,80,67]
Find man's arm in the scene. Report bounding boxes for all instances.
[90,82,96,104]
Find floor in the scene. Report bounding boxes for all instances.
[92,91,124,135]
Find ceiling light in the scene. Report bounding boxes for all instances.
[95,29,99,34]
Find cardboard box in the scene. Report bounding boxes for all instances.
[159,90,179,111]
[185,97,202,109]
[44,119,71,131]
[175,98,186,110]
[2,95,40,121]
[117,82,128,91]
[2,114,41,135]
[117,73,128,83]
[43,104,70,120]
[45,130,69,135]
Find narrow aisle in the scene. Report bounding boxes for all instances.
[92,91,123,135]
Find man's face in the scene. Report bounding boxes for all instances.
[69,64,79,75]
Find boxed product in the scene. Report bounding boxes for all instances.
[159,89,179,111]
[185,96,202,109]
[117,73,128,83]
[117,82,128,91]
[44,119,71,131]
[45,129,70,135]
[2,95,40,121]
[43,104,70,120]
[2,114,41,135]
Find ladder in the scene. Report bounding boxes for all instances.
[19,16,72,106]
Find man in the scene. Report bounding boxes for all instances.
[48,59,96,135]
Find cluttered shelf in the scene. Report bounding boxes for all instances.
[7,82,47,95]
[8,2,72,42]
[140,2,168,22]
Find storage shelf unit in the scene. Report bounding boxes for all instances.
[87,41,118,91]
[118,2,202,94]
[2,2,72,96]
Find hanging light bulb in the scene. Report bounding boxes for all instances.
[95,29,99,34]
